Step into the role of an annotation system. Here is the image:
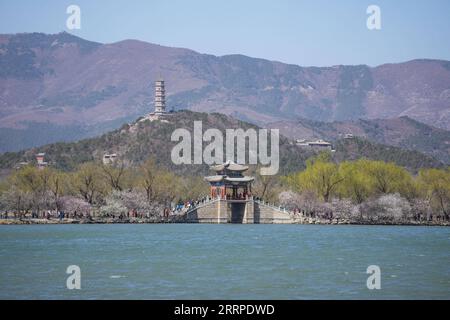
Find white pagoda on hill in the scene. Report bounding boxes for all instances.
[154,79,166,114]
[144,78,172,121]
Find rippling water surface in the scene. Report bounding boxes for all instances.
[0,224,449,299]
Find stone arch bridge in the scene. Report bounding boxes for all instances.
[180,198,294,224]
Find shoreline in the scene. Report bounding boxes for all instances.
[1,218,449,227]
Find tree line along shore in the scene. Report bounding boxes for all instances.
[0,153,449,226]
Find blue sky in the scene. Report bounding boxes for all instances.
[1,0,449,66]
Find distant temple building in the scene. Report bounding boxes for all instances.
[102,153,117,165]
[344,133,354,139]
[35,153,48,169]
[296,139,333,151]
[144,78,172,121]
[154,79,166,114]
[136,77,173,123]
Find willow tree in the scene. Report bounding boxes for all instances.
[138,158,158,202]
[9,165,53,215]
[365,161,414,198]
[180,175,209,202]
[48,169,70,212]
[0,179,32,217]
[286,157,343,202]
[152,170,181,207]
[418,168,450,220]
[72,162,107,205]
[338,160,373,204]
[250,165,280,202]
[101,161,131,192]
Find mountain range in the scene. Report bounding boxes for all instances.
[1,32,449,153]
[268,116,450,164]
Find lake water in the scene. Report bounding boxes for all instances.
[0,224,449,299]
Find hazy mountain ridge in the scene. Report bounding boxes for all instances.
[268,116,450,164]
[0,32,449,153]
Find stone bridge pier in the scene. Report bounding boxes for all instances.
[183,162,294,224]
[184,199,293,224]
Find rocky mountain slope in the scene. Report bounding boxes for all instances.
[268,116,450,164]
[0,32,449,152]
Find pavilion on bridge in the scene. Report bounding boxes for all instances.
[204,161,254,201]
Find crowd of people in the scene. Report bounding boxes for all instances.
[0,210,92,220]
[225,191,251,200]
[173,195,212,213]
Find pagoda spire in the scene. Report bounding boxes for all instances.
[154,78,166,114]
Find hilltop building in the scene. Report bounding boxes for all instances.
[344,133,354,139]
[102,153,117,165]
[154,79,166,114]
[144,78,172,121]
[35,153,48,169]
[296,139,333,151]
